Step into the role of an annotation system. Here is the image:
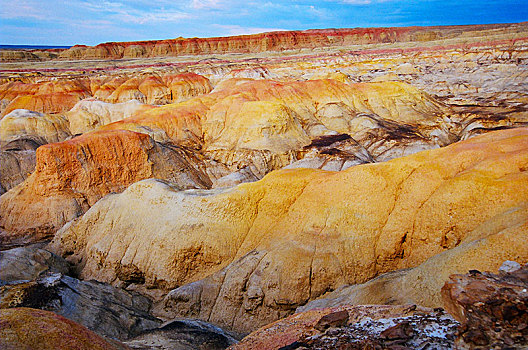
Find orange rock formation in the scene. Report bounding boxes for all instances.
[0,72,211,116]
[1,23,527,345]
[0,129,211,246]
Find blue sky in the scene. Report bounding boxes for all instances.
[1,0,527,46]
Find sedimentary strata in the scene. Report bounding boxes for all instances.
[40,23,528,60]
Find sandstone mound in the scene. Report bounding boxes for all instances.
[102,73,211,105]
[66,98,151,135]
[298,201,528,312]
[0,307,128,350]
[48,127,528,334]
[0,129,212,246]
[0,109,71,146]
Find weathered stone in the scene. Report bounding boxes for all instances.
[441,263,528,349]
[229,305,458,350]
[48,127,528,334]
[124,319,238,350]
[0,272,161,340]
[0,244,69,282]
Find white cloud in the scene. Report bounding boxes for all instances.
[213,24,286,36]
[340,0,373,4]
[189,0,224,10]
[0,0,52,20]
[330,0,393,4]
[76,1,191,24]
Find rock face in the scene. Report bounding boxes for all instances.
[0,109,71,193]
[0,244,70,282]
[0,109,71,146]
[48,127,528,334]
[66,98,151,135]
[55,23,527,60]
[297,199,528,312]
[442,264,528,349]
[0,272,161,340]
[0,307,128,350]
[124,319,238,350]
[229,304,458,350]
[0,129,212,246]
[0,149,36,194]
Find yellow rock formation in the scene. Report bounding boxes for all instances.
[298,202,528,312]
[66,98,152,135]
[47,127,528,333]
[0,109,71,145]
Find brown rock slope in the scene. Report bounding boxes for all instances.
[229,305,458,350]
[0,129,211,246]
[442,265,528,349]
[0,307,128,350]
[48,127,528,334]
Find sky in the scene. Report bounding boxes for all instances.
[1,0,527,46]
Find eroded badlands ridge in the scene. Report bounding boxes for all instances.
[48,127,528,333]
[0,79,458,242]
[1,23,528,347]
[2,22,526,62]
